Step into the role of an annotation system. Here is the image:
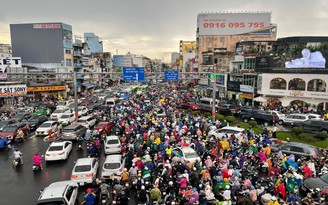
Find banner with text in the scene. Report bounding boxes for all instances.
[0,84,27,97]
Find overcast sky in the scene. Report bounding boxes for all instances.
[1,0,328,62]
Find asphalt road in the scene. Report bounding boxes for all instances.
[0,135,137,205]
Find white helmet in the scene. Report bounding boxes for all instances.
[169,181,173,186]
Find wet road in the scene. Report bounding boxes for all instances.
[0,135,137,204]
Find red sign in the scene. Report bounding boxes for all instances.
[33,24,61,29]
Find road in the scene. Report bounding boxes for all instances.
[0,135,137,205]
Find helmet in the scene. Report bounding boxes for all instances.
[141,185,145,190]
[144,167,148,170]
[316,188,321,192]
[169,181,173,186]
[138,157,141,161]
[225,185,230,190]
[87,188,92,194]
[123,168,127,172]
[15,148,19,151]
[193,187,197,191]
[35,152,38,155]
[271,196,277,201]
[224,178,229,183]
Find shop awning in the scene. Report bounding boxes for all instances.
[239,93,253,99]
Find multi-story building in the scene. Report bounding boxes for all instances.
[84,32,103,55]
[0,44,11,57]
[10,22,74,72]
[196,12,277,73]
[171,52,180,68]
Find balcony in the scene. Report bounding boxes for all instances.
[73,51,82,57]
[74,63,83,69]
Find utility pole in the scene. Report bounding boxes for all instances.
[73,71,79,119]
[252,78,255,107]
[212,64,217,122]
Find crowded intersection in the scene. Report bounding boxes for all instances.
[0,81,327,205]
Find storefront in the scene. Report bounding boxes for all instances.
[27,85,67,100]
[227,81,241,100]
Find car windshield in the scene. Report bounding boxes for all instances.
[53,110,64,114]
[184,151,198,158]
[320,174,328,183]
[40,123,52,128]
[0,121,8,126]
[107,139,119,144]
[2,126,17,133]
[61,115,70,119]
[48,146,63,151]
[35,108,44,112]
[13,114,23,118]
[74,165,91,172]
[104,163,121,169]
[57,101,66,106]
[77,120,86,123]
[63,128,76,133]
[78,108,84,111]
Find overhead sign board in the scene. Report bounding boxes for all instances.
[123,67,145,81]
[197,12,271,35]
[164,70,179,81]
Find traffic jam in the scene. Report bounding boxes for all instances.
[0,82,328,205]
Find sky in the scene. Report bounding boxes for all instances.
[1,0,328,62]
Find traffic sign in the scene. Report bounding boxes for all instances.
[123,67,145,81]
[164,70,179,81]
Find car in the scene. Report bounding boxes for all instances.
[62,124,87,140]
[35,121,60,137]
[172,147,201,164]
[58,113,76,126]
[240,109,277,126]
[77,106,88,117]
[27,115,48,131]
[50,107,72,120]
[80,98,92,106]
[282,113,322,126]
[208,126,245,140]
[104,135,121,154]
[94,121,114,134]
[0,122,30,142]
[37,181,79,205]
[218,104,239,115]
[0,119,18,132]
[45,141,73,161]
[302,174,328,196]
[180,101,199,110]
[271,142,322,159]
[12,112,33,122]
[56,100,74,109]
[33,107,51,116]
[71,157,99,186]
[76,116,97,128]
[101,154,126,179]
[292,119,328,133]
[267,110,287,125]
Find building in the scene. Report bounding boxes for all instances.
[10,22,74,71]
[84,33,103,55]
[0,44,11,57]
[196,12,277,73]
[171,52,180,68]
[255,36,328,111]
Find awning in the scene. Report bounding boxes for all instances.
[253,96,267,102]
[239,93,253,99]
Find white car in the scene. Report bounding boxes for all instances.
[101,155,125,179]
[76,116,97,128]
[37,181,78,205]
[172,147,200,164]
[45,141,73,161]
[267,110,287,125]
[78,106,89,117]
[71,157,99,186]
[50,107,72,120]
[104,135,121,154]
[58,113,76,126]
[35,121,60,136]
[208,126,245,140]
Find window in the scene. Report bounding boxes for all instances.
[65,49,72,54]
[307,79,326,92]
[290,146,304,153]
[288,78,305,91]
[281,145,291,151]
[66,59,73,66]
[65,186,73,202]
[270,78,287,90]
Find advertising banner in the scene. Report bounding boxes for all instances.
[113,55,132,67]
[198,12,271,35]
[0,84,27,97]
[240,85,254,93]
[209,74,225,86]
[27,86,66,92]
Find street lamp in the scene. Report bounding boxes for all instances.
[212,64,217,122]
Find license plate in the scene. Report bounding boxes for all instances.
[38,132,43,135]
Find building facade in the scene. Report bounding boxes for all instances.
[84,33,103,55]
[10,22,74,71]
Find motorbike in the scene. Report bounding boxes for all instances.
[32,163,41,173]
[13,158,22,168]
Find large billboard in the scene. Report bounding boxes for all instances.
[0,84,27,97]
[113,55,132,67]
[62,23,73,49]
[197,12,271,35]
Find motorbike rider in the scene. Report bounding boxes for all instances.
[137,185,149,204]
[99,179,110,201]
[83,188,96,205]
[190,167,200,188]
[17,129,25,142]
[113,179,123,194]
[142,166,151,181]
[121,168,130,184]
[189,187,199,204]
[32,152,43,170]
[129,163,138,180]
[150,184,161,203]
[14,148,23,164]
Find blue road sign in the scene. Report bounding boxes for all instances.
[164,70,179,81]
[123,67,145,81]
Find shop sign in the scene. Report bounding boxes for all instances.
[0,84,27,97]
[289,91,304,97]
[240,85,254,93]
[27,86,66,92]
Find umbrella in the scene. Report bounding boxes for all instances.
[253,96,267,102]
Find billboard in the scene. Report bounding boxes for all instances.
[62,23,73,49]
[209,74,225,86]
[113,55,132,67]
[0,84,27,97]
[285,48,326,68]
[197,12,271,35]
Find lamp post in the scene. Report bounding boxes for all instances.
[73,71,78,119]
[212,64,217,122]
